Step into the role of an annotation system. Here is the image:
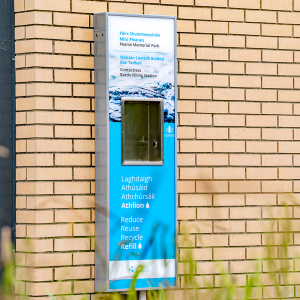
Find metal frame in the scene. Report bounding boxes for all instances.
[121,97,164,166]
[94,12,178,292]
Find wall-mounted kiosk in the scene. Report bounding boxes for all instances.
[94,13,177,292]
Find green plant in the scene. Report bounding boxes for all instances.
[0,227,15,300]
[3,201,300,300]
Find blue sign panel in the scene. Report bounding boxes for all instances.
[94,13,177,292]
[108,123,176,290]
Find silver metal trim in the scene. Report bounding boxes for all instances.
[174,16,178,290]
[121,97,163,102]
[99,12,177,21]
[94,12,108,292]
[121,97,164,166]
[122,161,163,166]
[105,12,110,292]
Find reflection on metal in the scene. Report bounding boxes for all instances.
[139,291,147,300]
[0,0,15,238]
[121,98,164,166]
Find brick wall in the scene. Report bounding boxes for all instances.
[14,0,300,299]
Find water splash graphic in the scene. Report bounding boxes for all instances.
[109,82,175,123]
[109,56,175,123]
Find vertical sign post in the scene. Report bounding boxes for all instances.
[95,13,177,292]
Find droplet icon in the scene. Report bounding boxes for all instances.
[146,202,150,209]
[138,243,142,249]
